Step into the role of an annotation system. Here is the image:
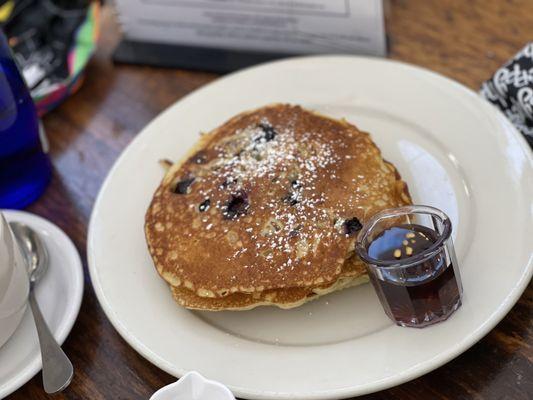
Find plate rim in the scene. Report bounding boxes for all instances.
[87,55,533,399]
[0,210,84,399]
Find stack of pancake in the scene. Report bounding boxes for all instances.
[145,104,411,311]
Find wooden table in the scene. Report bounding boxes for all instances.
[11,1,532,399]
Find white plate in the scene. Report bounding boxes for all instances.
[88,56,533,400]
[0,210,83,399]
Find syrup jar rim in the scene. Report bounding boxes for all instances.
[356,205,452,269]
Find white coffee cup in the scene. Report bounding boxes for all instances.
[0,213,29,348]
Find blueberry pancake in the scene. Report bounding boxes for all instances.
[145,104,411,310]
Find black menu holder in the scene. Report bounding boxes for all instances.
[113,40,294,74]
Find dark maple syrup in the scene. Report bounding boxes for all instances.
[367,224,462,327]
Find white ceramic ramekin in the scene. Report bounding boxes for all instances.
[150,371,235,400]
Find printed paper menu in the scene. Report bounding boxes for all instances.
[115,0,386,56]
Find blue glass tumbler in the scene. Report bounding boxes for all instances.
[0,31,51,209]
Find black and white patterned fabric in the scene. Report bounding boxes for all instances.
[481,43,533,148]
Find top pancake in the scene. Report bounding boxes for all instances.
[145,104,411,298]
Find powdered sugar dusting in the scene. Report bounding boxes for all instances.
[171,110,386,281]
[186,115,360,273]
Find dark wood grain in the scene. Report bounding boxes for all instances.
[8,1,533,399]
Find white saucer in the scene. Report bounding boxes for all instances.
[0,210,83,399]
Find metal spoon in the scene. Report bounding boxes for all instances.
[9,221,73,394]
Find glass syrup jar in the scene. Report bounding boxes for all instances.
[356,205,463,328]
